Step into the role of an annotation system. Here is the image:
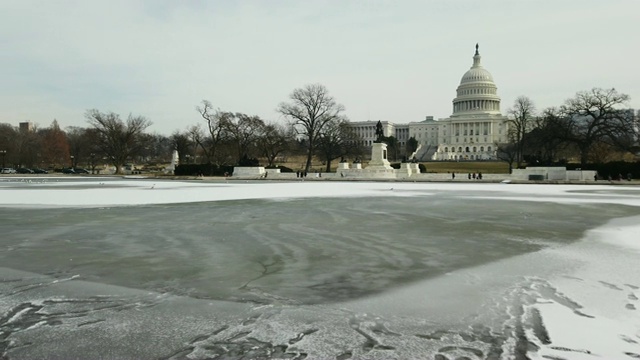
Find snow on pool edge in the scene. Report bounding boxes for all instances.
[2,179,639,208]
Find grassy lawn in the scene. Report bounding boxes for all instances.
[420,161,510,174]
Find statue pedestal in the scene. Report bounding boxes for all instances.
[367,142,392,170]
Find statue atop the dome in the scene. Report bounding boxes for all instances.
[475,43,479,56]
[375,120,385,143]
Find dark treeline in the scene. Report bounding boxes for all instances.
[1,86,638,175]
[0,84,366,174]
[497,88,639,173]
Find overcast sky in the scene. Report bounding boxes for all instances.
[1,0,638,135]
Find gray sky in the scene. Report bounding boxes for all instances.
[1,0,638,135]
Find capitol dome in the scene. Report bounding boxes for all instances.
[451,44,501,116]
[460,66,494,84]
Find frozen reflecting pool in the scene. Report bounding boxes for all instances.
[1,178,640,359]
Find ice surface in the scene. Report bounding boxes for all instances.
[1,177,639,359]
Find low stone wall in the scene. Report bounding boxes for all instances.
[232,167,265,177]
[512,167,566,180]
[567,170,597,181]
[232,166,600,182]
[511,167,597,181]
[265,168,281,175]
[336,168,396,179]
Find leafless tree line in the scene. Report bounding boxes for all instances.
[0,114,170,174]
[180,84,364,172]
[0,84,364,174]
[498,88,639,171]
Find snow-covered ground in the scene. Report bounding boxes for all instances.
[0,177,639,359]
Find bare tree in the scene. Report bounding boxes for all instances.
[258,122,294,167]
[0,123,18,167]
[551,88,631,166]
[187,125,208,163]
[224,112,265,164]
[507,96,536,168]
[316,117,363,172]
[195,100,230,165]
[634,110,640,155]
[495,141,517,174]
[137,133,169,164]
[170,130,193,163]
[16,124,40,168]
[277,84,345,172]
[524,107,569,164]
[606,108,639,155]
[66,126,101,168]
[39,120,70,168]
[85,110,152,174]
[0,122,39,168]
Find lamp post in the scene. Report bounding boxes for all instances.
[70,155,74,169]
[0,150,6,168]
[90,153,95,174]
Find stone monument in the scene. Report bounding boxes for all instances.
[164,150,179,173]
[367,120,392,170]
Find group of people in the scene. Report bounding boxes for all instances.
[597,173,633,181]
[450,172,483,180]
[296,170,310,178]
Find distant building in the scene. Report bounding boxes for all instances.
[19,122,34,133]
[348,121,386,147]
[348,44,510,161]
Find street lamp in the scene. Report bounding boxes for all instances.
[0,150,6,168]
[70,155,74,168]
[185,154,191,164]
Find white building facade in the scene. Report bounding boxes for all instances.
[349,121,395,147]
[348,45,510,161]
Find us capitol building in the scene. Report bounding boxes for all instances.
[348,44,510,161]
